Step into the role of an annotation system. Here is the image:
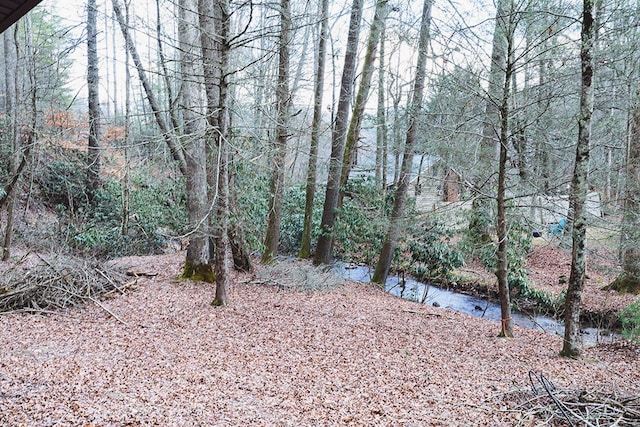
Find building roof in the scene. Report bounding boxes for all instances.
[0,0,43,34]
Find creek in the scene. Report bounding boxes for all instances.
[336,263,617,347]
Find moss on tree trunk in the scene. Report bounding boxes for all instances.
[182,261,215,283]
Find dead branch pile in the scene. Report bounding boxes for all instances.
[0,254,132,313]
[253,258,344,292]
[502,371,640,426]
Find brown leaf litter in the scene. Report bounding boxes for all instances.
[0,252,638,426]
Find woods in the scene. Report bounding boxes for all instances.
[1,0,640,423]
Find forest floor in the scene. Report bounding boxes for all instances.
[1,246,639,426]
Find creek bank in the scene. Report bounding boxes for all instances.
[336,263,620,345]
[442,273,623,331]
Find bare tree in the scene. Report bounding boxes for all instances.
[339,0,389,192]
[372,0,433,284]
[495,1,516,338]
[298,0,329,260]
[375,24,388,192]
[313,0,364,265]
[179,0,213,282]
[200,0,232,304]
[561,0,596,358]
[609,99,640,294]
[87,0,101,197]
[111,0,187,175]
[261,0,292,264]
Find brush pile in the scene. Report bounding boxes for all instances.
[0,253,131,312]
[504,371,640,426]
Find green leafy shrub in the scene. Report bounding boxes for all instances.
[619,299,640,342]
[408,218,464,283]
[36,151,89,212]
[60,177,187,258]
[332,177,391,265]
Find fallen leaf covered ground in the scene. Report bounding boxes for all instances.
[1,252,638,426]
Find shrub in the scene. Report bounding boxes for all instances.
[36,151,89,212]
[60,177,187,258]
[619,299,640,343]
[408,217,464,283]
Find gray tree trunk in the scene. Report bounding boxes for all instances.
[608,96,640,293]
[375,27,387,191]
[561,0,595,358]
[372,0,433,284]
[200,0,232,303]
[496,17,515,338]
[87,0,101,197]
[313,0,364,265]
[299,0,329,260]
[179,0,213,282]
[2,27,18,262]
[262,0,292,264]
[339,0,389,192]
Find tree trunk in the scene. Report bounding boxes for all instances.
[262,0,291,264]
[2,27,18,262]
[561,0,595,358]
[469,0,509,243]
[87,0,101,197]
[111,0,187,176]
[608,95,640,293]
[313,0,364,265]
[179,0,213,282]
[299,0,329,259]
[372,0,433,284]
[375,26,387,191]
[339,0,388,193]
[496,20,515,338]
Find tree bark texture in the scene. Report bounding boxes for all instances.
[262,0,291,264]
[480,0,509,167]
[179,0,213,282]
[561,0,595,358]
[375,27,388,192]
[313,0,364,265]
[299,0,329,259]
[2,27,18,262]
[372,0,433,284]
[339,0,389,193]
[622,104,640,277]
[87,0,102,197]
[496,22,515,338]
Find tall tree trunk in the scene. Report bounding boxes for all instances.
[561,0,595,358]
[608,100,640,293]
[375,27,387,191]
[299,0,329,259]
[339,0,388,192]
[87,0,101,197]
[469,0,509,243]
[372,0,433,284]
[2,27,18,262]
[111,0,187,176]
[179,0,213,282]
[261,0,291,264]
[200,0,233,303]
[496,20,515,338]
[313,0,364,265]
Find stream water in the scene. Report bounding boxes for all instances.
[336,263,616,346]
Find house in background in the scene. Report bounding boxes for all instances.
[0,0,43,33]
